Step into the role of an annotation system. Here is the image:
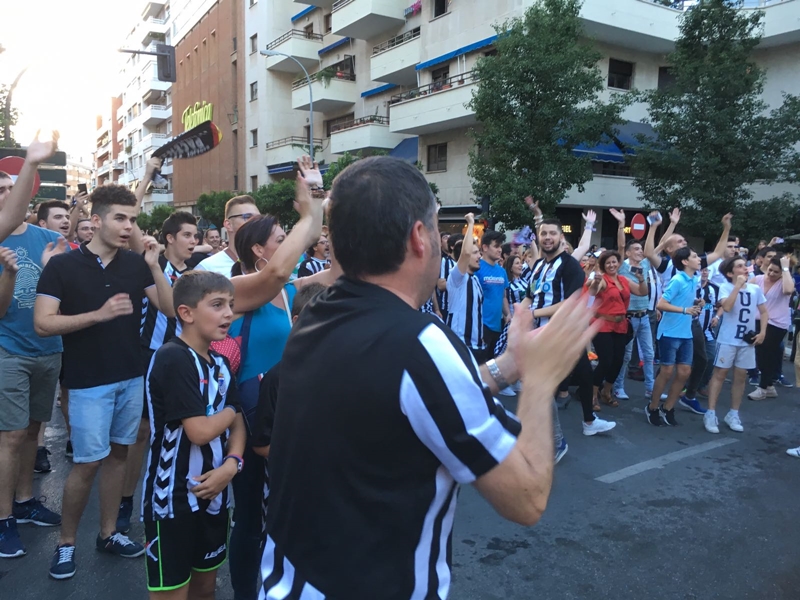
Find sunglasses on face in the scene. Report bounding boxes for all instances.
[228,213,256,221]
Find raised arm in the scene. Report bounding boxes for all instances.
[720,276,747,314]
[129,157,162,254]
[644,211,664,268]
[67,192,88,242]
[0,131,59,243]
[705,213,733,265]
[456,213,475,275]
[610,208,626,253]
[571,210,596,259]
[654,208,680,255]
[231,157,324,313]
[780,255,795,294]
[143,238,175,318]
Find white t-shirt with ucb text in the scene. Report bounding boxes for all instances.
[717,282,766,347]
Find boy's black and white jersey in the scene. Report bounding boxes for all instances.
[143,338,241,521]
[297,256,327,278]
[140,255,186,351]
[438,252,455,315]
[525,252,585,326]
[446,267,484,350]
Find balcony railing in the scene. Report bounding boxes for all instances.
[643,0,685,8]
[332,0,356,12]
[373,27,420,56]
[292,70,356,90]
[144,16,167,25]
[390,70,478,104]
[330,115,389,133]
[267,29,324,50]
[265,136,324,150]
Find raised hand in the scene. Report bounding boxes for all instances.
[26,130,60,165]
[780,255,791,270]
[583,209,597,224]
[143,236,161,267]
[41,237,68,267]
[649,211,662,226]
[609,208,625,224]
[721,213,733,228]
[465,212,475,226]
[145,156,163,175]
[735,274,748,287]
[0,247,19,273]
[669,207,681,224]
[525,196,542,217]
[294,155,325,221]
[96,293,134,322]
[296,155,323,189]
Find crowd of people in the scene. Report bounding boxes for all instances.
[0,131,798,600]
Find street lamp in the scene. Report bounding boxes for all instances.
[260,48,314,163]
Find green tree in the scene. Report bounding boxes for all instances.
[196,190,234,229]
[632,0,800,240]
[0,84,20,148]
[322,151,360,189]
[253,179,298,229]
[137,204,175,235]
[467,0,629,230]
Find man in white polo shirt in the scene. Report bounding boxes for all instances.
[195,196,261,277]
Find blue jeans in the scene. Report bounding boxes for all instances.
[659,336,693,366]
[615,315,655,393]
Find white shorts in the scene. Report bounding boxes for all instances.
[714,343,756,370]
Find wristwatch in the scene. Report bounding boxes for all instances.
[783,267,790,272]
[223,454,244,473]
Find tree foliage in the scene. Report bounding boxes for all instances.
[137,204,175,235]
[322,151,360,189]
[632,0,800,240]
[196,190,234,229]
[467,0,629,230]
[0,85,20,148]
[253,179,298,229]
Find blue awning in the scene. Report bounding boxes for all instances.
[268,162,330,175]
[612,121,657,153]
[319,37,351,56]
[361,83,397,98]
[572,139,626,164]
[416,35,497,71]
[389,137,418,163]
[291,6,317,22]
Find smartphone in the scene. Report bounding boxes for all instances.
[630,266,643,275]
[78,183,88,194]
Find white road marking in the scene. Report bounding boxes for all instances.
[595,438,740,484]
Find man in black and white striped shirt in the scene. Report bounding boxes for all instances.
[437,233,458,318]
[297,235,329,278]
[261,157,598,599]
[446,214,485,359]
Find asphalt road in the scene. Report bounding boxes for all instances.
[3,373,800,600]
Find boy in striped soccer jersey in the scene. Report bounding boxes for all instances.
[143,271,246,599]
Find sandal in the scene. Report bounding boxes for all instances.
[592,396,602,412]
[600,389,619,408]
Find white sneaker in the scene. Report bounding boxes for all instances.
[582,418,616,436]
[498,387,516,397]
[748,387,768,401]
[786,447,800,458]
[724,412,743,432]
[766,385,778,398]
[614,389,629,400]
[703,412,719,434]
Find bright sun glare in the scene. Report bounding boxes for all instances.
[1,0,142,158]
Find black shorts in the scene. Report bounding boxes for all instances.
[144,511,229,592]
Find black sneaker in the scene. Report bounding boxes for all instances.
[645,404,662,426]
[49,544,76,579]
[116,499,133,535]
[660,406,678,426]
[65,441,73,459]
[96,532,145,558]
[13,496,61,526]
[34,447,52,474]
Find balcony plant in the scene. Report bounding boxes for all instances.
[316,67,337,88]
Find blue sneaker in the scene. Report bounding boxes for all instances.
[777,375,793,388]
[96,532,145,558]
[0,517,26,558]
[116,499,133,535]
[13,496,61,526]
[749,375,760,386]
[555,439,568,464]
[49,544,76,579]
[679,395,707,415]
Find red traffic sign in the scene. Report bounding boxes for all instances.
[0,156,41,198]
[630,212,647,240]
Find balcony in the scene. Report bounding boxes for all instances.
[96,142,111,158]
[142,104,171,126]
[96,163,111,176]
[292,72,358,112]
[143,190,174,212]
[265,136,323,166]
[113,161,125,171]
[579,0,680,53]
[751,0,800,47]
[389,71,478,135]
[265,30,324,73]
[141,17,169,46]
[142,0,166,19]
[332,0,405,40]
[330,116,411,154]
[371,27,420,85]
[143,79,171,104]
[293,0,336,8]
[136,133,169,153]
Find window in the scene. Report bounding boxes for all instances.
[250,34,258,54]
[250,81,258,101]
[249,0,256,6]
[591,161,631,177]
[658,66,676,90]
[427,143,447,172]
[234,174,239,191]
[251,175,258,191]
[232,37,237,52]
[608,59,634,90]
[324,13,332,33]
[433,0,448,18]
[304,24,314,38]
[325,113,355,137]
[250,128,258,147]
[483,48,498,57]
[432,66,449,83]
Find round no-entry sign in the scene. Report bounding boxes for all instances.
[631,212,647,240]
[0,156,41,198]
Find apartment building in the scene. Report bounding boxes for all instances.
[94,95,124,188]
[249,0,799,241]
[66,154,94,196]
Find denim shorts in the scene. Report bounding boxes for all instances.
[68,377,144,463]
[658,336,693,366]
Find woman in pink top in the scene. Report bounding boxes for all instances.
[750,255,795,400]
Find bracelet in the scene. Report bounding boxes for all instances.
[223,454,244,472]
[486,359,510,390]
[682,307,686,315]
[585,226,595,232]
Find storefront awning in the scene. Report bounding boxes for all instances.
[389,137,418,163]
[612,121,657,153]
[571,138,625,164]
[268,163,330,175]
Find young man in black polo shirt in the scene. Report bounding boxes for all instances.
[260,156,599,598]
[34,184,175,580]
